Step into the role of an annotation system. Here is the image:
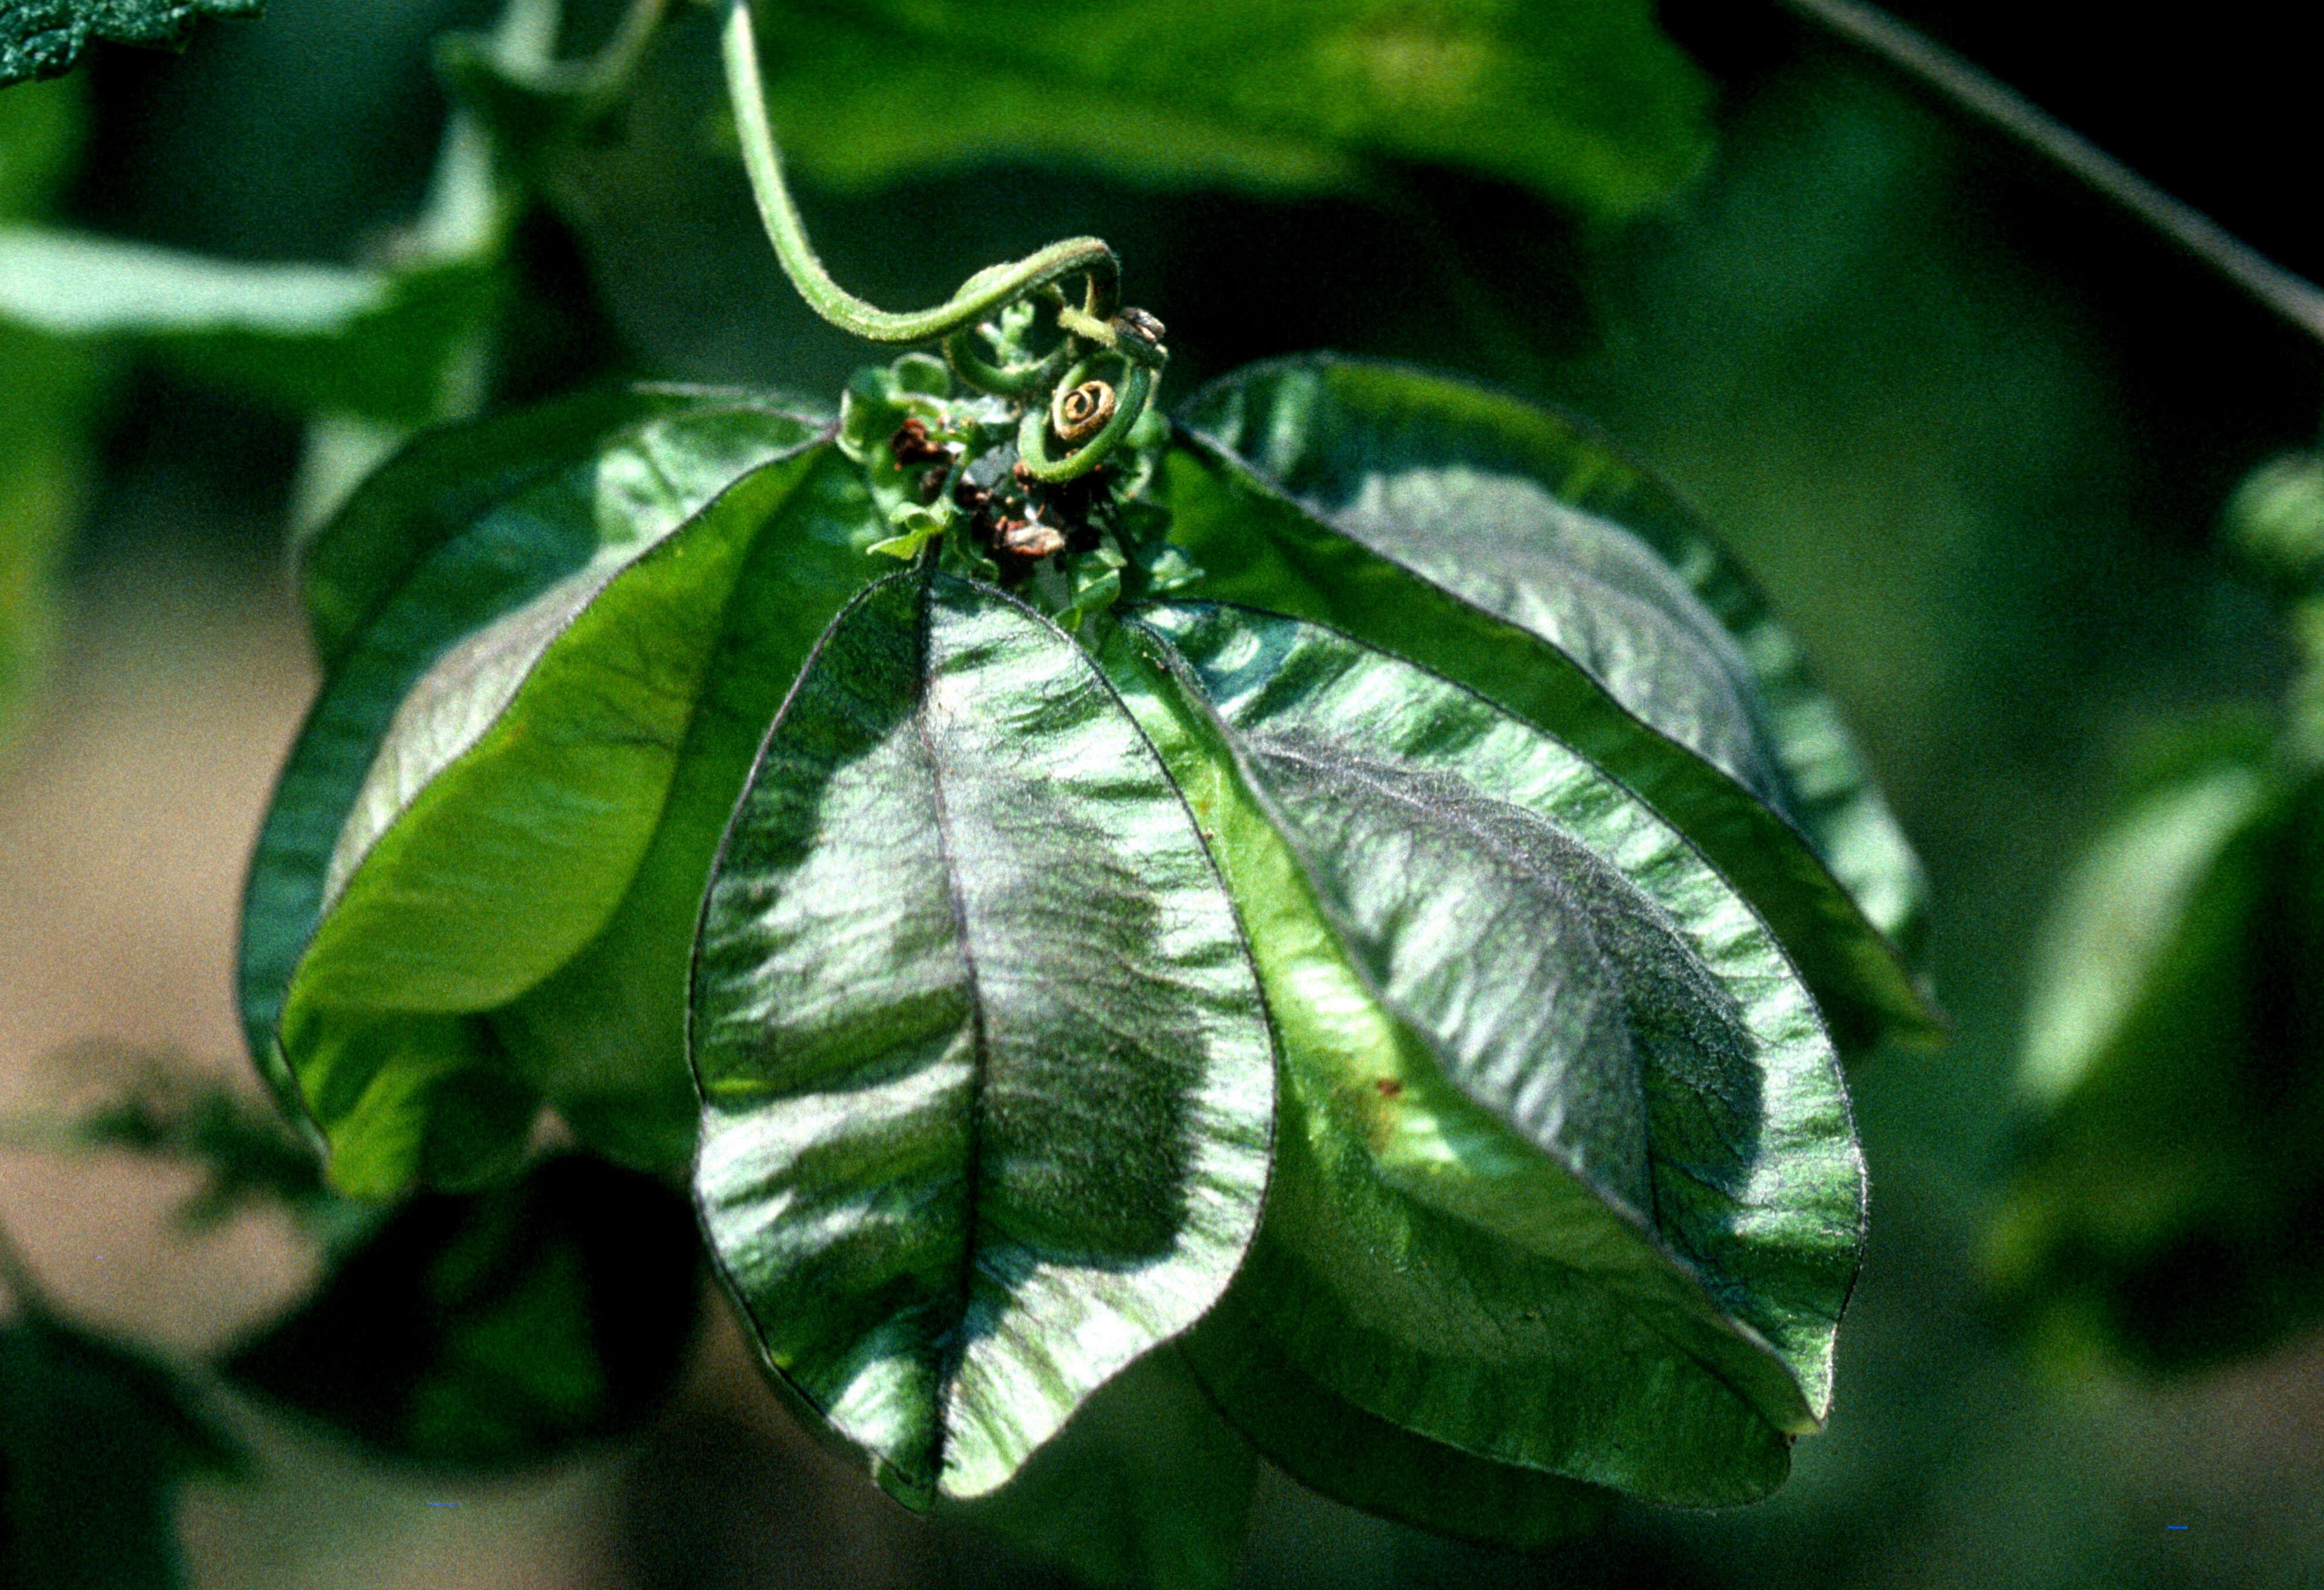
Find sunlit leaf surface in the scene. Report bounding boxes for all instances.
[691,572,1273,1505]
[1106,604,1863,1504]
[1164,358,1937,1055]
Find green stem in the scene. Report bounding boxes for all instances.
[721,0,1118,344]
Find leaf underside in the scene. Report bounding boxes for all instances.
[741,0,1710,218]
[1,0,263,90]
[691,570,1274,1505]
[1105,603,1864,1506]
[1164,355,1937,1055]
[239,389,844,1191]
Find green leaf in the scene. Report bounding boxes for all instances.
[1991,726,2324,1371]
[740,0,1710,218]
[223,1153,701,1467]
[1102,604,1864,1505]
[1180,1288,1613,1551]
[0,224,498,425]
[239,388,840,1192]
[691,571,1275,1506]
[0,0,260,89]
[942,1347,1255,1590]
[0,78,94,752]
[1,1313,246,1589]
[1162,360,1936,1055]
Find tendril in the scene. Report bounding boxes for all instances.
[722,0,1166,478]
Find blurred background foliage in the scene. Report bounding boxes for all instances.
[2,0,2322,1585]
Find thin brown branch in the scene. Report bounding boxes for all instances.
[1775,0,2324,348]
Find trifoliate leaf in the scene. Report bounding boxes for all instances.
[941,1348,1255,1590]
[239,388,854,1191]
[1103,604,1863,1505]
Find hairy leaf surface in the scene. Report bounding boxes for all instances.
[691,572,1273,1505]
[239,389,836,1191]
[0,225,496,424]
[224,1154,701,1467]
[1178,354,1928,957]
[738,0,1708,218]
[1104,607,1863,1503]
[0,0,260,89]
[1162,371,1935,1055]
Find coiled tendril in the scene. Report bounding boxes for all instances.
[722,0,1167,481]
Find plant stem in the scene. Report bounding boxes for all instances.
[1776,0,2324,348]
[720,0,1118,344]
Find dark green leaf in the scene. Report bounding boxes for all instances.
[740,0,1709,218]
[239,389,842,1191]
[224,1153,701,1467]
[691,572,1274,1506]
[1181,1287,1613,1551]
[1102,605,1864,1504]
[0,225,498,424]
[1162,362,1936,1055]
[1992,731,2324,1371]
[1,1313,246,1589]
[0,0,260,89]
[943,1347,1254,1590]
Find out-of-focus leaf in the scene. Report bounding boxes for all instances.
[0,225,498,425]
[12,1051,335,1229]
[1103,606,1862,1506]
[0,1312,246,1589]
[741,0,1710,218]
[691,572,1274,1507]
[240,391,839,1194]
[1162,370,1936,1057]
[1181,1289,1613,1550]
[0,0,260,89]
[223,1153,701,1467]
[943,1348,1254,1590]
[0,76,92,751]
[2224,450,2324,597]
[1992,723,2324,1371]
